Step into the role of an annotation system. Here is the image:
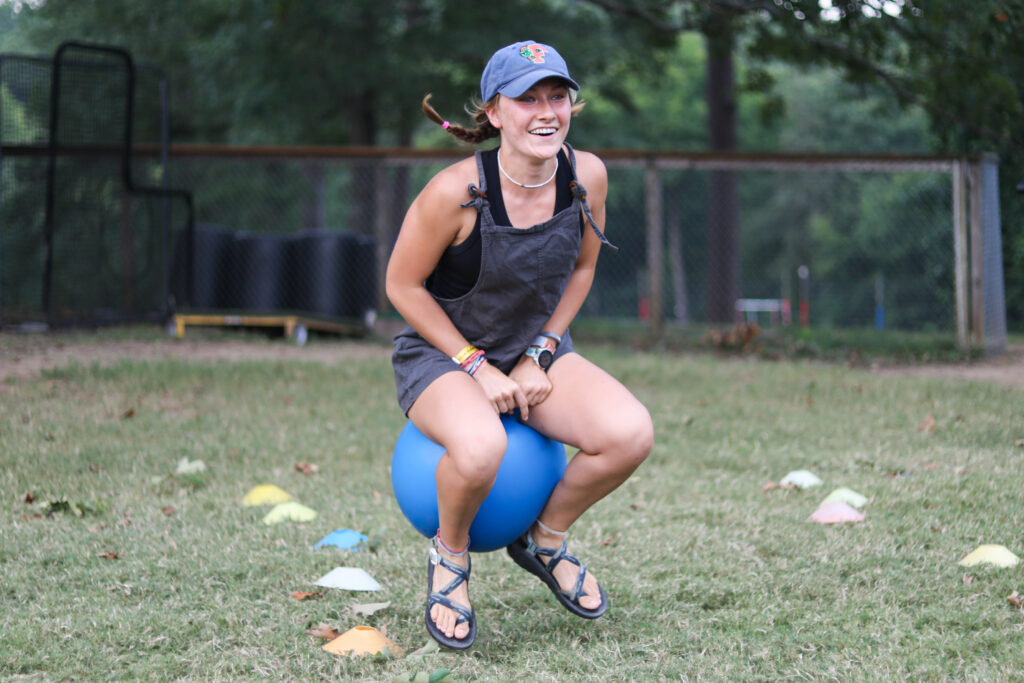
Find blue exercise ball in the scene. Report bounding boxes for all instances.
[391,414,567,552]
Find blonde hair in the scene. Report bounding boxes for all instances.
[422,86,585,145]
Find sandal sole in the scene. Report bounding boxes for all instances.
[506,537,608,619]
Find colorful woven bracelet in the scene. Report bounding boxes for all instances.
[451,344,479,366]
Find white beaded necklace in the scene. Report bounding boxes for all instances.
[497,150,558,189]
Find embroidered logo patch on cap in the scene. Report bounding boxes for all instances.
[519,44,547,64]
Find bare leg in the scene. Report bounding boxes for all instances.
[521,353,654,609]
[408,371,506,641]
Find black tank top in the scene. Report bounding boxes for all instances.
[425,147,579,299]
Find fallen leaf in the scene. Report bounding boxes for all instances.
[175,457,206,475]
[372,490,384,500]
[290,590,325,601]
[89,464,102,472]
[23,492,35,504]
[683,415,694,426]
[351,601,391,617]
[88,523,106,533]
[599,536,617,546]
[761,481,797,493]
[98,552,119,560]
[918,414,936,433]
[996,12,1009,22]
[121,408,136,419]
[161,506,176,516]
[406,640,441,658]
[1015,439,1023,448]
[306,623,341,640]
[294,462,319,476]
[963,574,974,585]
[1008,591,1022,608]
[629,503,642,511]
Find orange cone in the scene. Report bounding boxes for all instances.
[322,626,402,657]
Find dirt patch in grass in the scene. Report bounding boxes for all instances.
[2,330,1022,389]
[870,343,1024,388]
[0,336,393,384]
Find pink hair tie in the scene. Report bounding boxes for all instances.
[442,121,450,129]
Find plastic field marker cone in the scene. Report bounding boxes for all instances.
[781,470,823,489]
[958,545,1020,568]
[821,487,868,509]
[243,484,293,506]
[808,501,865,524]
[262,501,317,524]
[322,626,402,657]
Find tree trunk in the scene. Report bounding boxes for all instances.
[704,10,740,323]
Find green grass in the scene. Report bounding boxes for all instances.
[2,331,1023,681]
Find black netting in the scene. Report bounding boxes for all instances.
[0,43,191,327]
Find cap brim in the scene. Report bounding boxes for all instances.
[497,70,580,99]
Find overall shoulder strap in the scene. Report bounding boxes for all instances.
[460,150,489,210]
[564,143,619,253]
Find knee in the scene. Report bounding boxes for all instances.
[448,427,508,489]
[609,405,654,469]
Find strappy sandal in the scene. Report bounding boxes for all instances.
[506,523,608,619]
[425,535,477,650]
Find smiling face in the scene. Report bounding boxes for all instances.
[486,78,572,162]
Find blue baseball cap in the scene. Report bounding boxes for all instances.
[480,41,580,102]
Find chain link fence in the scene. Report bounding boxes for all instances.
[0,44,1005,348]
[160,148,1004,350]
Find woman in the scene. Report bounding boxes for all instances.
[386,40,653,649]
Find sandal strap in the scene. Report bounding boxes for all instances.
[523,531,589,602]
[431,548,471,596]
[427,592,472,624]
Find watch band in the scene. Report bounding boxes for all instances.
[539,330,562,345]
[531,334,557,352]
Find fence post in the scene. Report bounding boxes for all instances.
[373,159,390,315]
[952,158,969,350]
[979,154,1006,354]
[968,159,986,348]
[645,159,664,343]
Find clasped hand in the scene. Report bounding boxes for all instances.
[474,357,553,421]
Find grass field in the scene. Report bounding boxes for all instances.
[2,330,1023,681]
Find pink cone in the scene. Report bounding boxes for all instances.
[809,501,865,524]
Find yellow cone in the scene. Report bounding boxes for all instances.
[958,544,1020,568]
[243,484,293,506]
[262,501,317,525]
[322,626,402,657]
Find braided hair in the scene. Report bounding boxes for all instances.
[421,94,499,144]
[422,87,585,145]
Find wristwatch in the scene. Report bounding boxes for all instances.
[524,344,553,371]
[524,333,557,372]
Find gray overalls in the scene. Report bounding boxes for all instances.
[392,143,616,415]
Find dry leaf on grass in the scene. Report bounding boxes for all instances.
[1016,439,1024,448]
[918,414,936,433]
[761,481,797,493]
[161,506,176,515]
[1008,591,1022,608]
[23,492,35,504]
[121,408,136,419]
[97,552,119,560]
[290,590,325,600]
[294,462,319,476]
[306,623,341,640]
[963,574,974,585]
[351,601,390,617]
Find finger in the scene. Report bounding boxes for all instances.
[514,387,529,421]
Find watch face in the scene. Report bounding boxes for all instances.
[537,348,553,369]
